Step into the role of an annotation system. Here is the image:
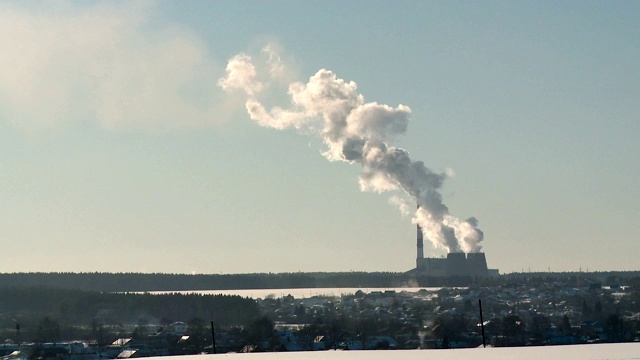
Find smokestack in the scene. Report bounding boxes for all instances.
[417,224,424,260]
[417,204,424,260]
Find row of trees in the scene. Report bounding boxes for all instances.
[0,272,414,292]
[4,271,640,293]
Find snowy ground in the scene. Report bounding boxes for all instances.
[153,343,640,360]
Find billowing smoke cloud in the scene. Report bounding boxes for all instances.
[219,46,483,253]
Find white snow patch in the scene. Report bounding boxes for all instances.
[152,343,640,360]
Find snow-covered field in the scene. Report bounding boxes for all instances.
[154,343,640,360]
[149,287,442,299]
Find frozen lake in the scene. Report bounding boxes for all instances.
[149,343,640,360]
[148,287,443,299]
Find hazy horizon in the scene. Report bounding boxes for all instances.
[1,1,638,275]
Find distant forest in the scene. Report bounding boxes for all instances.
[0,286,259,343]
[1,271,640,293]
[0,272,416,292]
[0,286,256,325]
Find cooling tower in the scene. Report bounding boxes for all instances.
[446,253,468,276]
[466,252,489,277]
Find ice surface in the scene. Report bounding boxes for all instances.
[148,287,442,299]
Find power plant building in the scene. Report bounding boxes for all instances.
[414,224,498,277]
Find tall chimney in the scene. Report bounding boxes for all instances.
[417,224,424,259]
[417,205,424,260]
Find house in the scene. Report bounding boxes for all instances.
[168,322,188,336]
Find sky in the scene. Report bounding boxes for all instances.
[1,1,639,275]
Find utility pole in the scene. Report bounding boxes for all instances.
[479,299,486,348]
[210,321,217,354]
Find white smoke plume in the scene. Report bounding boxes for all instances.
[219,46,483,253]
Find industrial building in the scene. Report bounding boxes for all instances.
[414,224,498,277]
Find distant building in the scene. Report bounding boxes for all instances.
[416,252,496,277]
[414,224,498,277]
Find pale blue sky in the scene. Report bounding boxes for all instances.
[1,1,638,274]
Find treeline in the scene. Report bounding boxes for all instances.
[0,286,258,332]
[0,272,415,292]
[2,271,639,293]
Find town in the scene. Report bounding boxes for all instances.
[1,274,639,358]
